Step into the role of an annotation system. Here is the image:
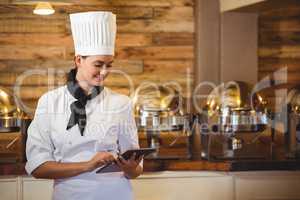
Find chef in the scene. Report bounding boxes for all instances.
[25,11,143,200]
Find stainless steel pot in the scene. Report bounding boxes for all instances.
[132,84,191,158]
[0,87,23,132]
[0,87,31,163]
[204,81,268,133]
[133,85,190,132]
[198,81,270,160]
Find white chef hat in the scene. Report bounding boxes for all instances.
[70,11,116,56]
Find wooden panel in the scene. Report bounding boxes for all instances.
[0,33,73,46]
[258,71,300,84]
[0,132,24,162]
[62,0,194,7]
[19,85,194,110]
[0,0,195,110]
[0,0,11,4]
[144,60,194,74]
[0,62,144,87]
[258,4,300,108]
[116,19,194,33]
[0,59,73,72]
[14,86,53,100]
[0,72,66,86]
[0,10,65,19]
[0,33,152,47]
[152,32,194,46]
[0,71,157,87]
[0,18,67,33]
[0,45,66,60]
[260,19,300,32]
[259,31,300,46]
[153,6,194,21]
[259,45,300,59]
[0,71,191,99]
[113,60,144,74]
[0,5,147,20]
[115,46,194,60]
[55,6,153,19]
[0,59,143,74]
[0,5,44,15]
[260,5,300,19]
[259,58,300,72]
[106,72,193,89]
[116,33,152,47]
[0,74,193,99]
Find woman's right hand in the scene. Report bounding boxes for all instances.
[86,152,116,172]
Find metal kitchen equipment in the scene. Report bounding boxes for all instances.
[0,87,30,163]
[199,81,270,160]
[0,87,22,132]
[281,86,300,159]
[133,84,192,159]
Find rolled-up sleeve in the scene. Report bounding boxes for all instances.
[25,94,55,175]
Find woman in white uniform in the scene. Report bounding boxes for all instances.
[25,11,143,200]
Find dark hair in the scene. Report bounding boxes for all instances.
[73,55,87,69]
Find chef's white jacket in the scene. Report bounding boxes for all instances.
[25,86,141,200]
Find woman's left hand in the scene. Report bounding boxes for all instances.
[115,153,143,179]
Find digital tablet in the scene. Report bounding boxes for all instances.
[120,148,157,160]
[96,148,156,173]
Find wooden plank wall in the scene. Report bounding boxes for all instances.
[0,0,194,115]
[258,4,300,112]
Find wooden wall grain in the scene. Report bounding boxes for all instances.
[258,4,300,112]
[0,0,194,115]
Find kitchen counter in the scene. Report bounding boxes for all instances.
[1,158,300,176]
[143,158,300,171]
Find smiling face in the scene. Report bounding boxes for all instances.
[75,55,113,90]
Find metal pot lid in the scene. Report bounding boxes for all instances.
[0,87,18,116]
[205,81,267,116]
[282,86,300,114]
[133,84,185,116]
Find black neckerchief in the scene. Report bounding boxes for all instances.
[66,68,103,136]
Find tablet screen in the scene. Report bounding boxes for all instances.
[96,148,156,173]
[121,148,157,160]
